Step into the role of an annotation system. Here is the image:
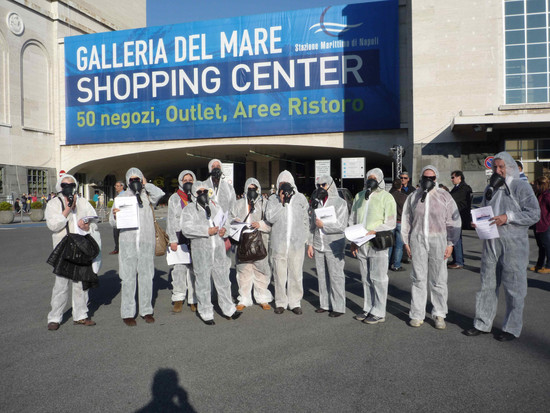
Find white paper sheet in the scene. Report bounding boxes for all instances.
[345,224,376,247]
[213,209,228,228]
[229,220,251,242]
[166,244,192,265]
[315,206,337,224]
[471,206,500,240]
[114,197,139,229]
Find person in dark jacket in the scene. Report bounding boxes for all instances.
[448,170,472,269]
[530,176,550,274]
[399,171,416,195]
[388,179,408,271]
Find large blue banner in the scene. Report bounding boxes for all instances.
[64,1,399,144]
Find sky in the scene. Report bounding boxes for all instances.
[146,0,370,26]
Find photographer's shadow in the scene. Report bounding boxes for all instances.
[135,369,196,413]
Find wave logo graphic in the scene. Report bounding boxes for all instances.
[309,7,363,37]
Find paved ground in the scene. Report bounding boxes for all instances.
[1,211,549,412]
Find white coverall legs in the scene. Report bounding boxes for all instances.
[315,249,346,313]
[409,237,448,320]
[171,264,196,304]
[236,263,273,306]
[47,276,89,323]
[194,262,236,321]
[272,246,305,309]
[357,245,389,318]
[118,240,154,318]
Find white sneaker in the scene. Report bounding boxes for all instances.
[409,319,424,327]
[434,316,446,330]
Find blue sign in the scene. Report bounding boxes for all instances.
[64,1,399,145]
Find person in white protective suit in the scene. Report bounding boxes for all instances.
[205,158,236,214]
[166,170,197,313]
[180,181,242,325]
[401,165,461,330]
[465,152,540,341]
[231,178,273,311]
[110,168,165,327]
[307,174,349,317]
[45,174,100,330]
[349,168,396,324]
[265,170,309,315]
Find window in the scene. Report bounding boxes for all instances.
[504,0,550,103]
[27,169,47,195]
[0,167,4,194]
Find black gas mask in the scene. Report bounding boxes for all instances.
[420,175,436,203]
[364,178,379,200]
[211,168,223,181]
[182,182,193,195]
[60,183,76,207]
[129,177,143,207]
[485,173,506,201]
[312,184,329,208]
[279,182,295,206]
[196,189,211,219]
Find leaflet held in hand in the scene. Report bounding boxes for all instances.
[114,197,139,229]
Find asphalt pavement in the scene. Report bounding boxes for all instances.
[0,211,549,412]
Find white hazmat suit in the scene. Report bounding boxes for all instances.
[474,152,540,337]
[265,170,309,311]
[180,181,237,322]
[401,165,461,323]
[349,168,397,319]
[46,174,100,325]
[205,158,236,214]
[166,170,196,307]
[231,178,273,307]
[308,175,349,314]
[109,168,165,319]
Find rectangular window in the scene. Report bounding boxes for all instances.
[505,0,550,103]
[27,169,47,196]
[0,167,4,194]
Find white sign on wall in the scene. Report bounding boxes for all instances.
[315,160,331,183]
[221,163,234,186]
[341,157,365,179]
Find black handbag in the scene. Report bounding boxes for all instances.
[237,229,268,263]
[371,230,395,250]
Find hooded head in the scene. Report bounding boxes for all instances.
[56,174,79,193]
[493,151,520,181]
[365,168,385,190]
[125,167,144,185]
[420,165,439,181]
[178,170,196,191]
[191,180,213,198]
[276,170,296,190]
[316,174,338,198]
[208,159,222,173]
[244,177,262,204]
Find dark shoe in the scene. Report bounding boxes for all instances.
[291,307,303,315]
[315,308,327,313]
[143,314,155,324]
[109,250,119,255]
[329,311,344,318]
[231,311,242,320]
[73,318,96,326]
[496,331,516,342]
[274,307,285,314]
[390,265,405,272]
[448,263,463,269]
[203,319,215,326]
[363,314,386,324]
[47,322,60,331]
[123,318,137,327]
[464,327,487,336]
[354,312,369,321]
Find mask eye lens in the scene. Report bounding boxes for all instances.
[423,176,436,182]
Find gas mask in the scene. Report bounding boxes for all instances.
[211,168,223,180]
[420,176,436,203]
[279,182,294,206]
[182,182,193,195]
[247,188,259,202]
[60,183,76,207]
[196,190,211,219]
[312,184,328,208]
[129,177,143,207]
[364,178,379,200]
[485,173,506,201]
